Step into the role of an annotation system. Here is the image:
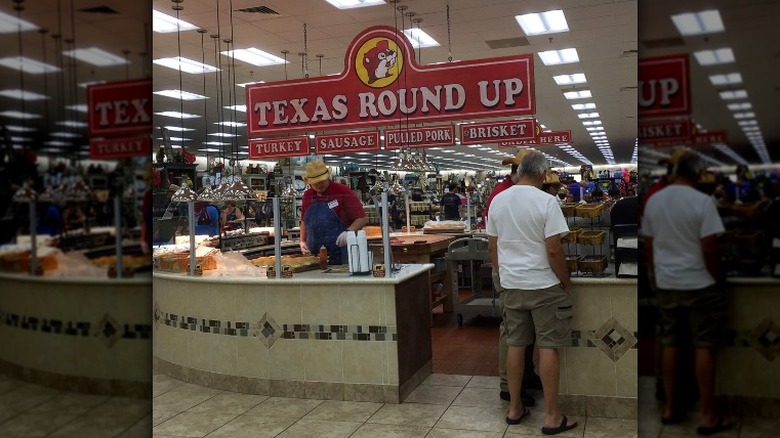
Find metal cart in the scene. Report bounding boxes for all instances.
[446,236,497,326]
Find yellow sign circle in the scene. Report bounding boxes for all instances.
[355,37,404,88]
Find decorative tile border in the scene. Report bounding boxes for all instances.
[157,311,398,344]
[1,309,151,347]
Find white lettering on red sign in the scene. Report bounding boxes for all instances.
[318,134,376,150]
[465,123,527,140]
[638,78,680,109]
[94,98,150,127]
[96,138,146,154]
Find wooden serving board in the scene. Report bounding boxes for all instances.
[422,227,466,234]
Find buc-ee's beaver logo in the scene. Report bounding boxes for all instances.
[355,37,403,88]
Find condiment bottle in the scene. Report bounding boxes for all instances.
[319,246,328,269]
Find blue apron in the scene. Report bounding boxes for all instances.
[304,195,348,265]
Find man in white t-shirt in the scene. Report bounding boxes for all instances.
[641,151,732,435]
[487,150,576,435]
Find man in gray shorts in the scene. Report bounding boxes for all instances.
[487,150,577,435]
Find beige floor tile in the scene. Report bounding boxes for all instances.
[245,397,323,418]
[186,392,266,415]
[427,429,503,438]
[48,415,142,438]
[301,400,383,423]
[584,417,637,438]
[452,387,506,408]
[403,384,462,405]
[0,383,60,414]
[465,375,500,389]
[153,411,238,437]
[367,403,448,428]
[435,405,509,433]
[27,392,108,415]
[505,409,581,437]
[740,418,780,438]
[638,429,661,438]
[350,422,430,438]
[116,415,153,438]
[420,373,472,388]
[276,419,363,438]
[0,412,77,438]
[206,414,299,437]
[154,374,187,397]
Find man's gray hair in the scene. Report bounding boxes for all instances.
[672,151,704,180]
[517,150,548,179]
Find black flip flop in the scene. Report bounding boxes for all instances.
[696,416,734,436]
[541,415,578,435]
[506,407,530,425]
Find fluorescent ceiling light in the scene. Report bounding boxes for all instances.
[737,120,758,127]
[0,10,38,33]
[563,90,592,99]
[586,127,604,132]
[209,132,239,137]
[198,147,221,152]
[578,112,600,119]
[5,125,35,132]
[402,28,440,48]
[515,10,569,36]
[323,0,385,9]
[163,125,194,132]
[50,132,80,138]
[236,81,265,87]
[0,56,59,74]
[732,112,755,119]
[0,89,48,100]
[571,103,596,110]
[553,73,586,85]
[153,89,208,100]
[44,140,69,146]
[224,104,247,112]
[153,56,219,74]
[709,73,742,86]
[168,137,192,142]
[204,141,229,146]
[0,110,40,119]
[66,104,88,113]
[538,48,579,66]
[693,48,734,66]
[215,121,246,127]
[152,10,198,33]
[719,90,747,100]
[727,102,751,111]
[10,136,30,142]
[671,10,724,36]
[56,121,87,128]
[155,111,200,119]
[221,48,287,66]
[78,80,106,88]
[63,47,128,67]
[581,120,602,126]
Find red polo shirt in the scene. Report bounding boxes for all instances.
[301,180,365,227]
[484,175,515,219]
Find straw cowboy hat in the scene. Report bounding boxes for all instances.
[302,160,331,184]
[544,169,563,187]
[501,149,531,166]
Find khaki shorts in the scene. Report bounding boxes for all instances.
[657,286,728,348]
[502,284,573,348]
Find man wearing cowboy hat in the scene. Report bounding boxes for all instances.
[299,160,367,265]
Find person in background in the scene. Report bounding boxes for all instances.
[220,201,244,229]
[299,160,367,265]
[487,150,576,434]
[440,183,463,220]
[568,178,589,203]
[36,202,61,236]
[641,151,732,435]
[61,202,86,232]
[194,201,220,236]
[485,149,538,409]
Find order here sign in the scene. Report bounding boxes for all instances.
[246,26,535,137]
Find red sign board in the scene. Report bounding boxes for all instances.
[692,130,728,145]
[638,55,690,118]
[315,131,380,155]
[248,136,310,160]
[638,118,692,146]
[247,26,534,137]
[385,124,455,150]
[499,130,571,147]
[459,119,535,145]
[87,78,152,138]
[89,136,150,160]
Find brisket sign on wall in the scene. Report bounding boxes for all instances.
[246,26,535,137]
[459,119,535,146]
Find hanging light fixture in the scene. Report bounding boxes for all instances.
[12,183,38,203]
[171,185,198,202]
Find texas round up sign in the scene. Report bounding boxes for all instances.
[246,26,535,137]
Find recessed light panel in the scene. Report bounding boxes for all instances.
[152,10,198,33]
[221,48,287,66]
[403,28,440,48]
[671,9,724,36]
[154,89,208,100]
[0,56,59,74]
[153,56,219,74]
[63,47,129,67]
[538,48,579,66]
[323,0,385,9]
[515,10,569,36]
[709,73,742,86]
[553,73,586,85]
[693,48,734,66]
[0,89,48,100]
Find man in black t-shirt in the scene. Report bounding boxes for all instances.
[440,183,463,220]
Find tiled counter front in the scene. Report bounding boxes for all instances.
[0,273,152,397]
[153,264,434,403]
[562,277,637,419]
[716,279,780,416]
